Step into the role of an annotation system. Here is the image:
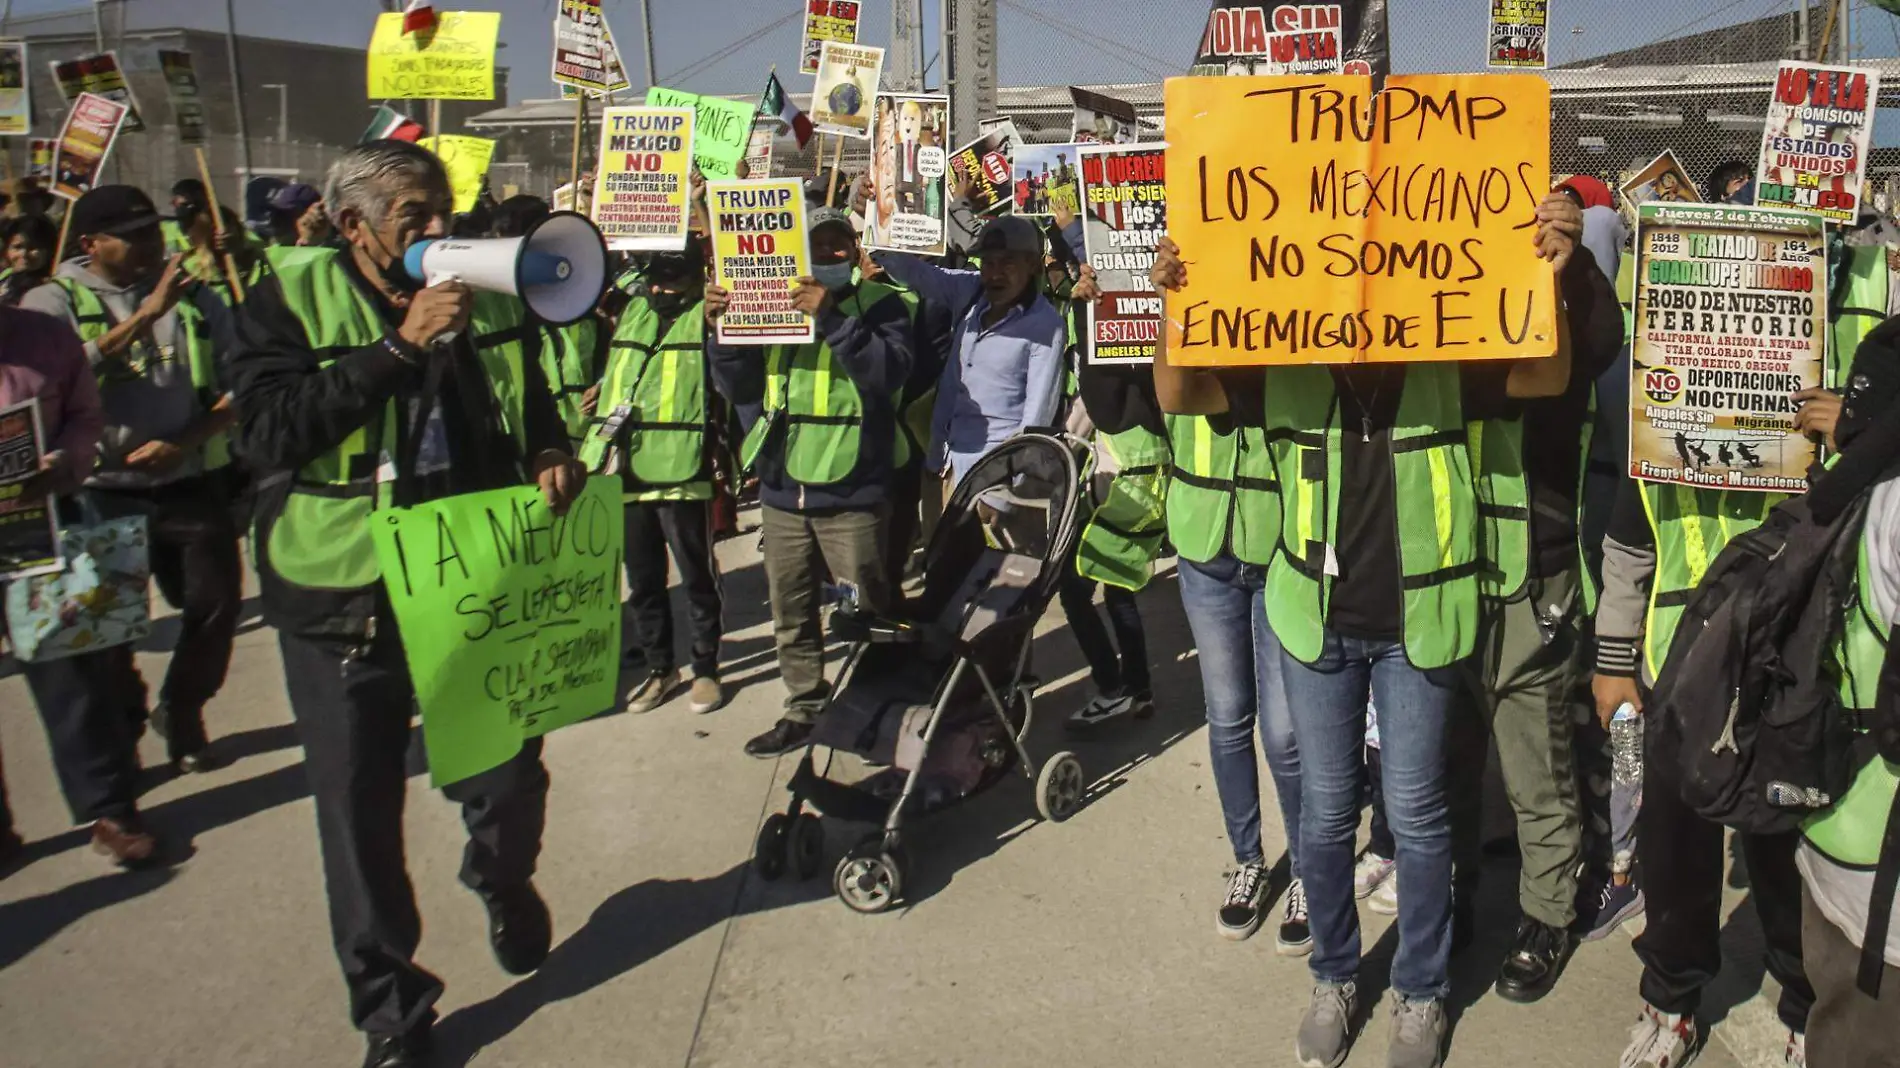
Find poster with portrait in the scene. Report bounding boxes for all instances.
[1079,144,1167,365]
[1012,143,1082,220]
[50,92,128,200]
[800,0,862,76]
[947,120,1022,213]
[865,92,949,255]
[0,40,28,136]
[1070,87,1138,145]
[1621,150,1701,209]
[809,40,883,139]
[1755,62,1879,223]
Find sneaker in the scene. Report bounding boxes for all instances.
[626,668,680,714]
[90,816,158,868]
[1217,860,1268,941]
[1494,918,1575,1003]
[744,718,814,758]
[1065,690,1136,733]
[1277,877,1314,957]
[1580,880,1647,943]
[1354,851,1396,899]
[1784,1031,1805,1068]
[1619,1004,1698,1068]
[1295,980,1359,1068]
[1386,995,1447,1068]
[1369,872,1400,916]
[687,675,726,714]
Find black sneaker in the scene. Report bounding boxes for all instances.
[745,718,814,758]
[1578,879,1647,942]
[1276,877,1313,957]
[482,882,552,976]
[362,1027,432,1068]
[1494,918,1574,1003]
[1217,861,1268,941]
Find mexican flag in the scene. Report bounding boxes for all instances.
[761,71,812,149]
[361,104,424,144]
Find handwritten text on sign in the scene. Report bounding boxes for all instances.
[371,479,623,787]
[1163,74,1554,366]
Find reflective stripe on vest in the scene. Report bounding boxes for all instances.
[1638,482,1776,678]
[541,315,601,450]
[740,281,900,486]
[1469,416,1529,601]
[1163,414,1236,565]
[580,298,708,488]
[1076,423,1171,591]
[1262,364,1480,670]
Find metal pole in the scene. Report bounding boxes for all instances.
[1797,0,1810,61]
[223,0,252,202]
[637,0,657,89]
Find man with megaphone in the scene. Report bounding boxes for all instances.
[226,140,589,1068]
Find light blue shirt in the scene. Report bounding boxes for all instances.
[878,254,1068,485]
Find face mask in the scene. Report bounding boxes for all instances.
[811,261,855,291]
[648,287,691,316]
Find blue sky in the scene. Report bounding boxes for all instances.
[4,0,1897,100]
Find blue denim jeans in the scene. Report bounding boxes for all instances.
[1280,630,1459,1001]
[1177,554,1301,875]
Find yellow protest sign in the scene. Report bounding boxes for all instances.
[708,179,812,346]
[366,11,500,101]
[1163,74,1555,366]
[420,134,495,213]
[591,106,695,252]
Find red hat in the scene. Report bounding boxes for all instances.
[1558,175,1613,211]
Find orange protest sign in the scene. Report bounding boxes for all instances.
[1163,73,1556,366]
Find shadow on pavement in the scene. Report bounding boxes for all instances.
[0,866,177,969]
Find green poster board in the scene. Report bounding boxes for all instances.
[371,478,624,786]
[646,85,754,179]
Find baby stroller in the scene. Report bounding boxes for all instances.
[751,434,1090,913]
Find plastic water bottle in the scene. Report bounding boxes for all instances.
[1610,702,1642,785]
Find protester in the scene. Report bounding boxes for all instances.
[163,178,204,256]
[182,202,268,304]
[1707,159,1755,204]
[227,140,583,1068]
[580,241,727,716]
[708,206,915,758]
[0,213,57,305]
[266,182,334,248]
[7,176,55,220]
[20,185,244,774]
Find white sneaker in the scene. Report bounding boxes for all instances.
[1619,1004,1698,1068]
[1369,872,1400,916]
[1354,851,1396,899]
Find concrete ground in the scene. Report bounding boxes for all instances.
[0,507,1785,1067]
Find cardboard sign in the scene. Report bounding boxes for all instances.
[645,86,754,180]
[591,106,695,251]
[810,41,883,140]
[865,93,949,256]
[947,121,1022,213]
[48,52,143,132]
[0,40,29,136]
[1013,143,1082,219]
[366,11,501,101]
[157,50,206,144]
[1079,145,1167,365]
[370,478,623,787]
[1487,0,1547,70]
[552,0,613,92]
[801,0,862,76]
[419,134,495,214]
[1756,62,1879,224]
[1190,0,1392,77]
[1629,202,1826,493]
[0,399,62,581]
[708,179,813,346]
[50,92,128,200]
[1071,87,1139,145]
[1162,73,1555,366]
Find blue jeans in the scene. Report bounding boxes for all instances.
[1177,555,1301,874]
[1281,630,1458,1001]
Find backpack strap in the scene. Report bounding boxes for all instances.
[1859,789,1900,996]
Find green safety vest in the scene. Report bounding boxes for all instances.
[739,280,904,486]
[541,314,602,451]
[883,281,932,471]
[1075,423,1171,591]
[261,246,534,592]
[1469,416,1529,602]
[1831,246,1888,379]
[1637,483,1776,678]
[579,298,708,491]
[1163,413,1280,567]
[1262,364,1481,669]
[54,275,230,471]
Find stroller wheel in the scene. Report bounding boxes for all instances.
[790,814,825,880]
[1036,751,1086,822]
[753,813,790,881]
[834,840,905,914]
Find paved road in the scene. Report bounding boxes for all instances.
[1,510,1779,1067]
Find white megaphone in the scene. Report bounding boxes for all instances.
[401,210,608,326]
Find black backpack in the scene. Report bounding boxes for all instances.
[1647,491,1871,836]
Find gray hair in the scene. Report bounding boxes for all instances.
[322,140,449,228]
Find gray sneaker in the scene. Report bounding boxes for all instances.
[626,668,680,714]
[1386,995,1447,1068]
[1296,980,1359,1068]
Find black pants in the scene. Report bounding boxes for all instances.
[622,499,723,679]
[884,462,925,591]
[1635,716,1814,1032]
[1055,567,1150,696]
[20,644,145,824]
[278,627,549,1037]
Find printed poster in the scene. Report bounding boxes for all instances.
[50,92,129,201]
[369,478,623,787]
[48,52,143,133]
[801,0,862,76]
[1163,73,1555,366]
[419,134,495,213]
[1071,87,1139,145]
[1756,62,1879,223]
[865,92,949,255]
[27,137,52,178]
[708,179,813,346]
[0,40,28,136]
[1190,0,1392,77]
[1622,150,1700,208]
[0,399,62,582]
[947,121,1023,213]
[1013,143,1082,219]
[645,86,754,180]
[810,41,883,140]
[157,50,206,144]
[1629,202,1827,493]
[558,23,630,99]
[1487,1,1547,70]
[742,116,775,179]
[592,106,695,252]
[1079,144,1167,365]
[366,10,501,101]
[552,0,612,93]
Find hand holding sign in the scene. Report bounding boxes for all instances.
[1532,192,1581,273]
